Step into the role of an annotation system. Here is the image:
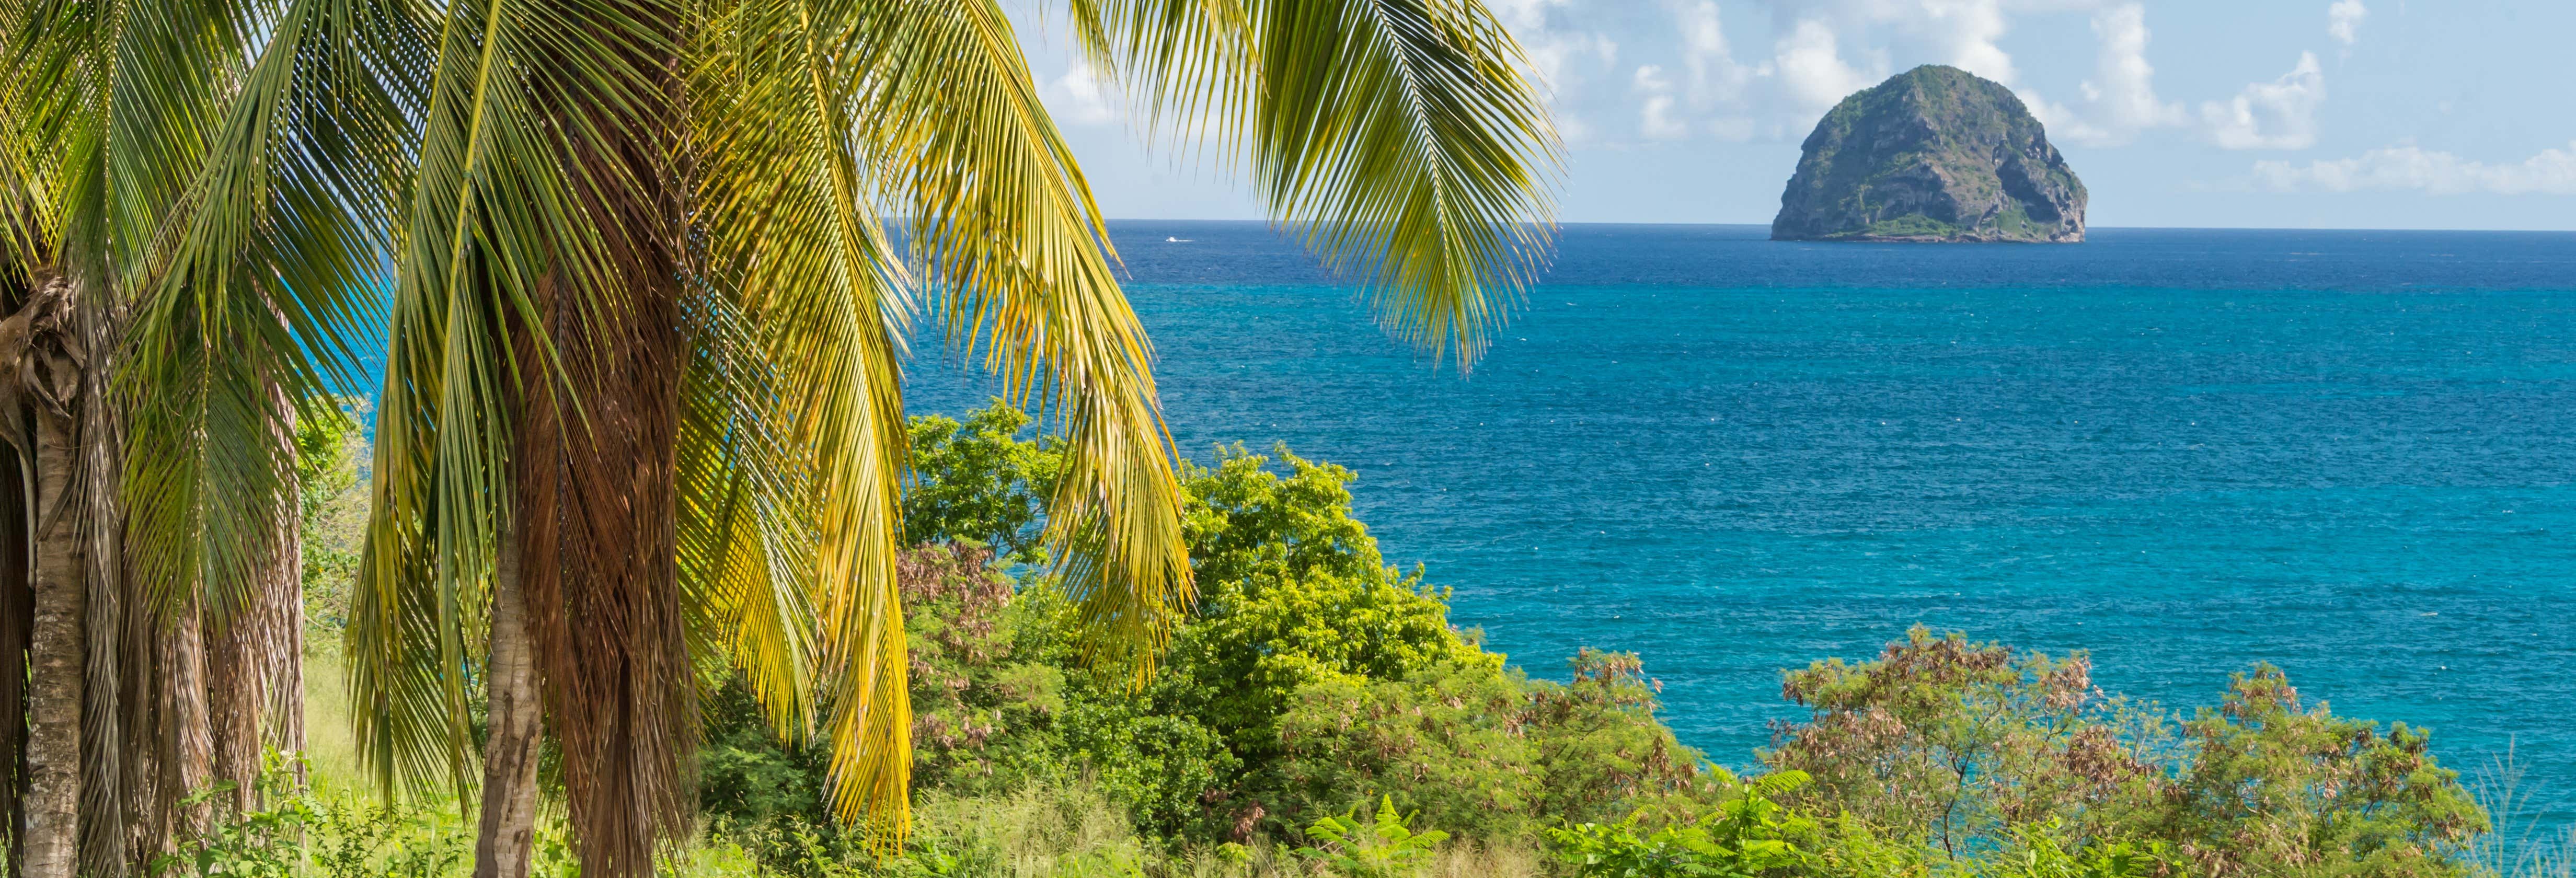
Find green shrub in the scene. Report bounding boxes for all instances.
[1764,627,2177,851]
[707,415,1783,852]
[1275,648,1718,841]
[151,756,472,878]
[1766,627,2487,878]
[2155,665,2485,878]
[902,402,1063,564]
[1544,770,1819,878]
[1296,795,1451,878]
[695,405,2500,878]
[1276,659,1543,838]
[1523,649,1716,827]
[1158,445,1502,761]
[1988,823,2165,878]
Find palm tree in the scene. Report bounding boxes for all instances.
[345,1,1558,877]
[0,0,395,874]
[0,2,396,870]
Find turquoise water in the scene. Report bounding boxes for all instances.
[905,221,2576,831]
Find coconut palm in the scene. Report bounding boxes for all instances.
[0,0,394,875]
[343,0,1558,876]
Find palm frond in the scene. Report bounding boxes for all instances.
[124,0,417,643]
[676,287,816,738]
[689,0,917,836]
[1073,0,1559,368]
[865,0,1193,684]
[349,0,656,803]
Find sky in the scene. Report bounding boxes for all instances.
[1008,0,2576,230]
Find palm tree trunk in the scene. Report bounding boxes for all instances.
[474,528,542,878]
[76,283,129,875]
[21,399,85,878]
[212,384,302,813]
[0,443,33,869]
[262,340,306,791]
[273,565,305,789]
[207,611,264,815]
[165,596,213,839]
[9,272,87,878]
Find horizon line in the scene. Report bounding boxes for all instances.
[1092,217,2576,235]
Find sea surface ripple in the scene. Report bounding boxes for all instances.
[905,221,2576,833]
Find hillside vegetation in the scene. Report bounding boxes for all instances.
[208,402,2563,878]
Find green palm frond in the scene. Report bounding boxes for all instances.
[1073,0,1559,368]
[859,0,1194,687]
[689,0,916,834]
[349,0,663,802]
[126,0,418,656]
[0,0,326,868]
[9,0,254,282]
[676,287,817,739]
[0,67,53,276]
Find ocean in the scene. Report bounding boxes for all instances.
[902,221,2576,833]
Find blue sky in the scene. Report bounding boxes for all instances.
[1013,1,2576,230]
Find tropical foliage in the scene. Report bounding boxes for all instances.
[333,0,1560,872]
[0,0,380,872]
[0,0,2528,872]
[682,404,2510,878]
[0,0,1559,868]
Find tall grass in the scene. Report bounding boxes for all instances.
[2470,746,2573,878]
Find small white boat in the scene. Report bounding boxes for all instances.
[1165,236,1192,242]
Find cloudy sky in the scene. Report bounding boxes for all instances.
[1011,0,2576,229]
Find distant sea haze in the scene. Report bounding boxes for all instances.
[906,221,2576,834]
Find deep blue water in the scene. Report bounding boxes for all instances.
[904,221,2576,833]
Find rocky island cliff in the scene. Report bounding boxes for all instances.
[1772,65,2086,242]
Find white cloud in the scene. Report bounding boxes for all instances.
[1765,0,2040,87]
[1485,0,1565,31]
[2253,142,2576,195]
[2023,95,2109,146]
[2202,52,2325,150]
[1905,0,2018,85]
[1483,0,1621,142]
[1671,0,1755,103]
[2085,5,2188,132]
[2328,0,2368,47]
[1774,18,1875,114]
[2025,8,2329,152]
[2034,3,2188,146]
[1634,65,1693,140]
[1043,62,1119,126]
[1467,0,2337,152]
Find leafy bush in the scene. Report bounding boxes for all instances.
[1545,770,1819,878]
[1275,647,1717,841]
[1766,627,2486,878]
[901,403,1063,563]
[1296,795,1451,878]
[1764,627,2176,851]
[151,757,472,878]
[1275,659,1543,837]
[2156,665,2486,878]
[695,403,2502,878]
[1990,824,2165,878]
[705,412,1734,855]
